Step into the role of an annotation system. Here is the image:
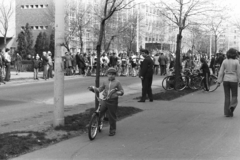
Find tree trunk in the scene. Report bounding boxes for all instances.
[4,35,7,48]
[95,20,105,109]
[214,35,217,54]
[80,31,83,52]
[105,36,115,52]
[174,30,183,89]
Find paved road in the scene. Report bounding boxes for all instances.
[0,75,163,133]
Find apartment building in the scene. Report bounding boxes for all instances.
[218,26,240,53]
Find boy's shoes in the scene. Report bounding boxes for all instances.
[149,99,153,102]
[109,131,116,136]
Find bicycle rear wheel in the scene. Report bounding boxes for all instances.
[175,76,187,91]
[208,75,218,92]
[88,113,99,140]
[162,76,175,91]
[189,76,202,90]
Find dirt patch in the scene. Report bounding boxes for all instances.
[135,88,196,101]
[0,106,142,160]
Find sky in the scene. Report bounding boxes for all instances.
[142,0,240,20]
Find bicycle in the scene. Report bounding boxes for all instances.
[162,69,188,91]
[87,86,118,141]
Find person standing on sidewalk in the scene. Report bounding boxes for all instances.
[217,48,240,117]
[4,48,11,82]
[0,49,5,84]
[153,53,160,75]
[42,51,49,80]
[47,51,53,78]
[33,54,41,80]
[15,53,22,75]
[158,52,168,75]
[138,49,154,102]
[200,57,210,91]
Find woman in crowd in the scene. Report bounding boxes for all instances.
[217,48,240,117]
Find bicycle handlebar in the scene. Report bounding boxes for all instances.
[88,86,118,101]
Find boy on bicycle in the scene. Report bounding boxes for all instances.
[89,67,124,136]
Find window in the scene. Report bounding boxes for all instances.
[145,37,148,41]
[20,4,48,9]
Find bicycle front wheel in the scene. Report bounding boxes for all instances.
[88,113,99,140]
[208,75,218,92]
[162,76,175,91]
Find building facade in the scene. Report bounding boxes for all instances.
[15,0,54,50]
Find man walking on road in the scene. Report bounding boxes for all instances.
[138,49,154,102]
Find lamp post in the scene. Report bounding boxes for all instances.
[54,0,65,127]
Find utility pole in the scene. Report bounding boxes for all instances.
[209,31,212,57]
[54,0,65,127]
[136,3,139,52]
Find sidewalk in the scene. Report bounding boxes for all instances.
[10,71,43,81]
[11,86,240,160]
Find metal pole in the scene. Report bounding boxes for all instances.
[209,31,212,57]
[54,0,65,127]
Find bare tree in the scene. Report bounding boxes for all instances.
[207,14,228,54]
[155,0,219,83]
[0,0,14,48]
[69,1,92,52]
[93,0,134,108]
[185,25,209,55]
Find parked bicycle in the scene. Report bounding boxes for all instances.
[162,68,187,91]
[162,68,219,92]
[87,86,119,140]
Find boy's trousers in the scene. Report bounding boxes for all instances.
[100,97,118,132]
